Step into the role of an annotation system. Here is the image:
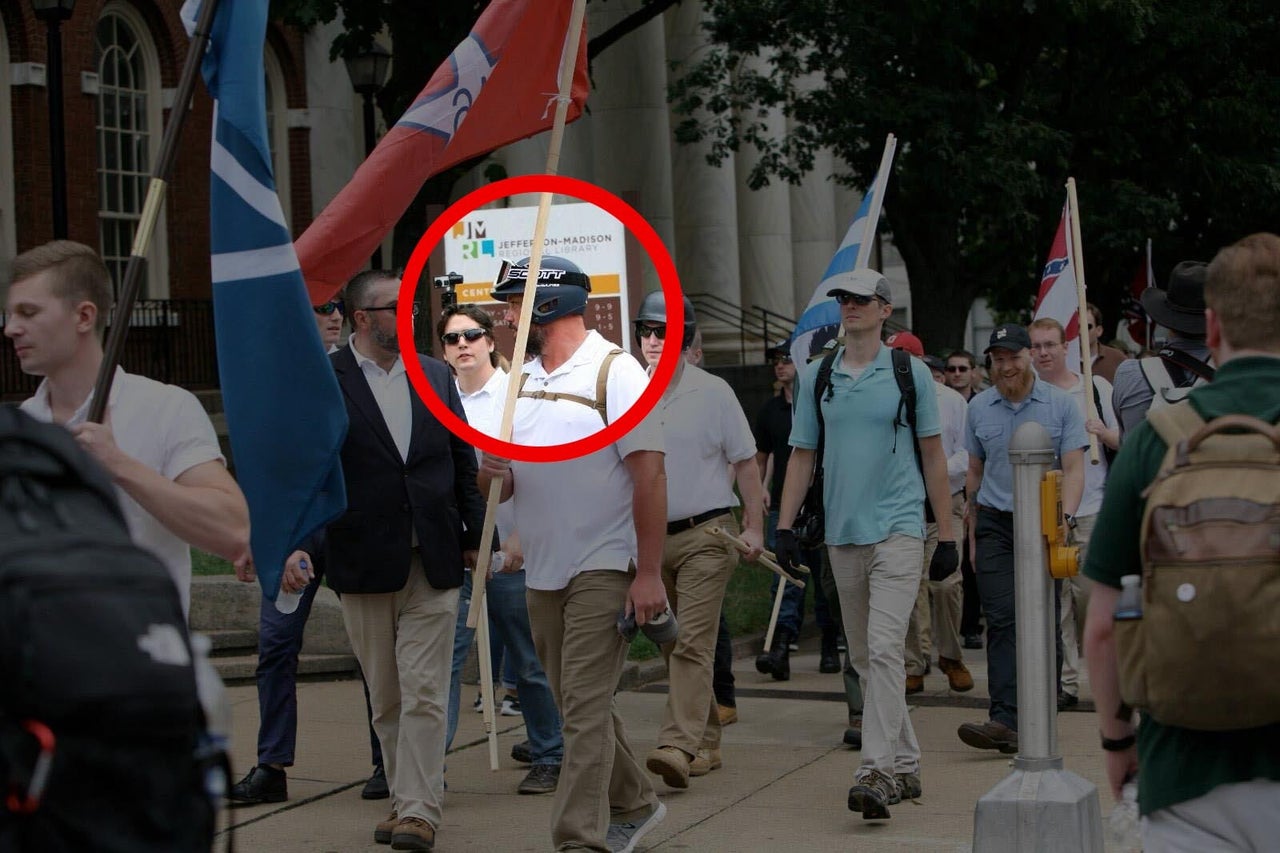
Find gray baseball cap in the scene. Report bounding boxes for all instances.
[826,269,893,303]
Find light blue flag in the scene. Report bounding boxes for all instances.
[187,0,347,602]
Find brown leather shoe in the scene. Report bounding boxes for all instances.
[717,704,738,726]
[645,745,691,789]
[374,811,398,845]
[905,674,925,694]
[957,720,1019,754]
[689,747,722,777]
[938,656,974,692]
[390,816,435,851]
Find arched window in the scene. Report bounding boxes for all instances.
[264,45,292,230]
[0,15,16,282]
[94,3,168,298]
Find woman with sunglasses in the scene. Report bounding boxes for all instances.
[435,304,565,796]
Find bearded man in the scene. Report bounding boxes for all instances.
[956,324,1087,754]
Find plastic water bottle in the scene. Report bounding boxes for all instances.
[275,558,313,614]
[1114,574,1143,620]
[1107,779,1141,852]
[191,633,232,804]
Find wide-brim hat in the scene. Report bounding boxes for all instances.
[1141,260,1207,336]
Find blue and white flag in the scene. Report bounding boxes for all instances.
[185,0,347,602]
[789,135,898,366]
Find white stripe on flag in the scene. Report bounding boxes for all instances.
[212,243,299,284]
[211,134,287,229]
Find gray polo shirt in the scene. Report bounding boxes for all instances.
[1111,338,1212,439]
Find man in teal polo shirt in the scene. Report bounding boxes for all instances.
[774,268,959,820]
[1083,233,1280,851]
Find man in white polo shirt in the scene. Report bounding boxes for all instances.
[5,240,250,616]
[479,257,668,853]
[629,291,764,788]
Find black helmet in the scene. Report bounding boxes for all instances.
[490,256,591,323]
[633,290,696,350]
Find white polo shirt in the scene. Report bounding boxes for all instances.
[935,381,969,495]
[21,367,225,616]
[508,330,663,591]
[458,367,516,542]
[652,362,755,521]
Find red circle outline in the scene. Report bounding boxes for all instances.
[397,174,683,463]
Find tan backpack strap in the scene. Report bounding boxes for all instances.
[517,371,531,394]
[594,349,624,426]
[1147,400,1206,449]
[516,349,623,425]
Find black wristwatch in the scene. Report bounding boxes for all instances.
[1065,514,1078,530]
[1100,733,1135,752]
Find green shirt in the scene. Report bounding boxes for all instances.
[1083,355,1280,816]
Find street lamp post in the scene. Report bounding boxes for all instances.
[31,0,76,240]
[343,44,392,268]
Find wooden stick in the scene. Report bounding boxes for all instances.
[707,526,808,586]
[473,587,500,771]
[466,0,588,630]
[762,579,787,653]
[1066,178,1101,465]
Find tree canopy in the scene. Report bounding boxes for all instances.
[669,0,1280,349]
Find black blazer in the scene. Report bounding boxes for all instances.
[322,346,485,594]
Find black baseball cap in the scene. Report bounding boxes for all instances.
[984,323,1032,354]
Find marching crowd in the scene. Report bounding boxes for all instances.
[4,232,1279,852]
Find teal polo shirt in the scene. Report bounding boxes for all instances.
[790,344,940,546]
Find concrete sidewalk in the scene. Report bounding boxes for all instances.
[221,639,1112,852]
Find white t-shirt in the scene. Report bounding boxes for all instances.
[934,381,970,495]
[508,330,663,591]
[653,363,755,521]
[1066,373,1119,517]
[458,367,516,544]
[21,367,225,616]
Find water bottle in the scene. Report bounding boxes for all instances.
[191,633,232,805]
[275,558,313,614]
[1114,574,1143,620]
[1107,778,1141,852]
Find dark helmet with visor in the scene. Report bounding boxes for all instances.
[490,256,591,324]
[633,290,697,349]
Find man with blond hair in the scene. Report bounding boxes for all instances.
[4,240,250,615]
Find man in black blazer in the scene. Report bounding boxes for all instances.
[287,270,484,852]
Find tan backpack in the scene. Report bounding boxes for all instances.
[1115,401,1280,730]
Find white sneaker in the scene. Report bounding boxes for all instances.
[472,693,483,713]
[606,801,666,853]
[500,696,523,716]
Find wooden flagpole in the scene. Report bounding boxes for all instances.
[465,0,588,770]
[1066,178,1100,465]
[88,0,221,423]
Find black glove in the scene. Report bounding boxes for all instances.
[929,541,960,582]
[774,528,805,580]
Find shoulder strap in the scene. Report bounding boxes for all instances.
[890,348,923,472]
[1139,356,1173,393]
[1091,377,1104,420]
[515,348,622,426]
[1147,399,1207,450]
[812,349,840,468]
[1158,347,1216,383]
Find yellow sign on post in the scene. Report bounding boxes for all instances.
[1039,470,1080,578]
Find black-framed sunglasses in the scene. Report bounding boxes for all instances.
[314,300,344,316]
[634,323,667,340]
[946,365,971,373]
[441,328,488,346]
[360,303,420,318]
[833,292,878,307]
[771,355,793,365]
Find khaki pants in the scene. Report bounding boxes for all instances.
[1059,513,1096,697]
[828,534,924,779]
[658,515,739,755]
[905,492,966,673]
[527,569,657,852]
[340,560,457,829]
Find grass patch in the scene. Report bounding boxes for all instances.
[191,549,234,576]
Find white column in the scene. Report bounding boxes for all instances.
[666,1,740,306]
[788,143,837,313]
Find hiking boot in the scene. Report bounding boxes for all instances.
[848,769,896,819]
[905,674,925,694]
[606,801,667,853]
[843,718,862,749]
[511,740,533,764]
[963,633,984,650]
[688,747,722,777]
[228,764,287,805]
[516,763,560,795]
[645,746,691,789]
[958,720,1019,754]
[894,772,922,802]
[755,628,794,681]
[716,704,738,726]
[362,764,389,800]
[390,816,435,851]
[819,627,841,673]
[938,656,974,692]
[374,811,398,845]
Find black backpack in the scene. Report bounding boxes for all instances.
[0,405,220,853]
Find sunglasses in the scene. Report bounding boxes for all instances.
[441,328,488,346]
[360,303,420,318]
[314,300,344,316]
[946,365,971,373]
[833,292,878,307]
[771,355,793,365]
[634,324,666,340]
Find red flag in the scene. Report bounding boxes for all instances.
[295,0,589,302]
[1033,200,1083,368]
[1122,239,1155,349]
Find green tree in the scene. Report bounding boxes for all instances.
[670,0,1280,350]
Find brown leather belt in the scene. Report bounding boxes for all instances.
[667,507,732,535]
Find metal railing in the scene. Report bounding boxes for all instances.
[687,292,797,364]
[1,299,219,399]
